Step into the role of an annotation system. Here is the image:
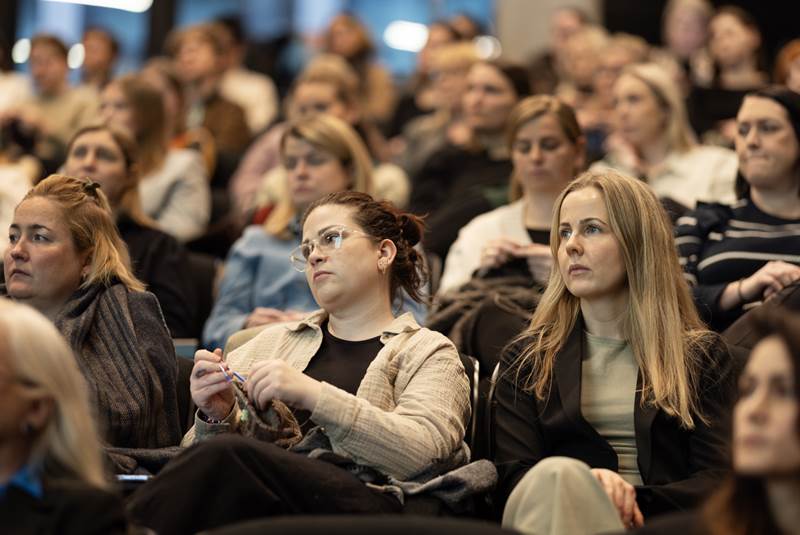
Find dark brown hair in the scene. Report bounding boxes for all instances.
[301,191,428,304]
[30,34,68,60]
[703,306,800,535]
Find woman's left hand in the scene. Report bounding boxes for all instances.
[517,243,553,284]
[245,360,322,411]
[590,468,644,530]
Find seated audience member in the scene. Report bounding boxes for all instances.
[2,174,181,448]
[554,25,608,120]
[658,0,714,89]
[215,16,279,135]
[22,35,98,148]
[231,55,407,218]
[0,299,127,534]
[774,39,800,93]
[127,191,470,534]
[629,306,800,535]
[0,38,31,114]
[101,74,211,242]
[0,135,40,253]
[687,6,767,144]
[396,41,477,178]
[593,62,737,215]
[497,170,736,534]
[440,95,585,294]
[204,114,423,350]
[62,125,195,338]
[409,59,531,259]
[169,23,251,182]
[386,20,458,139]
[676,86,800,332]
[527,6,589,96]
[80,27,118,92]
[323,13,396,125]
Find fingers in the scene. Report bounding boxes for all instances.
[632,502,645,529]
[621,483,637,527]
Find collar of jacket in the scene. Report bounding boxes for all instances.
[283,310,421,344]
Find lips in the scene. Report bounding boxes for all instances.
[568,264,589,274]
[312,270,332,281]
[8,268,30,278]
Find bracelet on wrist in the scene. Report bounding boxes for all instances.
[200,411,224,424]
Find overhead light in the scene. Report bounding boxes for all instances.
[383,20,428,53]
[42,0,153,13]
[68,43,85,69]
[12,38,31,64]
[474,35,502,60]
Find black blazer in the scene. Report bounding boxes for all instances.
[493,317,738,518]
[0,478,128,534]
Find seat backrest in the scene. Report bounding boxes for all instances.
[459,353,479,455]
[176,356,196,434]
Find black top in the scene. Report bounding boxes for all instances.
[294,321,382,431]
[493,316,738,518]
[409,143,512,258]
[676,198,800,331]
[0,479,128,535]
[526,228,550,246]
[117,215,195,338]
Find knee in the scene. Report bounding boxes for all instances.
[508,457,592,503]
[188,434,266,465]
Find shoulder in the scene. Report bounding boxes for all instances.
[234,225,293,254]
[676,201,736,230]
[165,148,205,171]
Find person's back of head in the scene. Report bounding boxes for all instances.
[0,298,108,488]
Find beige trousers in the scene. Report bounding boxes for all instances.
[502,457,625,535]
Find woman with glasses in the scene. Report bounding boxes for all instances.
[128,191,470,534]
[0,298,127,534]
[203,114,425,350]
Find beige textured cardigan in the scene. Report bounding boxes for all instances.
[185,311,471,480]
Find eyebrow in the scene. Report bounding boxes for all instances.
[301,225,342,244]
[9,223,52,231]
[559,218,607,227]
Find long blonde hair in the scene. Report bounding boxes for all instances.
[619,62,697,153]
[513,169,715,428]
[23,174,145,292]
[0,298,108,488]
[264,114,374,239]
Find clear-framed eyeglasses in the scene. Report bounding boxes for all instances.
[289,226,372,272]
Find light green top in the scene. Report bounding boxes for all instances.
[581,332,643,486]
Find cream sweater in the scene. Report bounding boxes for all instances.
[186,311,470,480]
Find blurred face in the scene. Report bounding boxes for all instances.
[551,9,583,50]
[100,83,135,135]
[291,82,350,122]
[463,63,518,133]
[4,198,89,316]
[788,56,800,94]
[734,335,800,475]
[562,35,600,88]
[82,31,115,73]
[430,61,471,111]
[283,135,350,212]
[141,69,182,133]
[557,187,627,302]
[29,44,68,95]
[302,204,382,310]
[512,114,582,194]
[176,34,218,83]
[613,74,667,149]
[328,18,364,58]
[709,13,759,68]
[64,130,130,207]
[665,5,709,58]
[594,47,636,107]
[736,96,800,189]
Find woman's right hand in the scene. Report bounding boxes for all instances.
[479,237,525,271]
[740,261,800,302]
[190,348,234,421]
[590,468,644,530]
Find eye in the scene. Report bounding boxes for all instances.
[737,123,750,137]
[541,138,562,151]
[585,224,601,234]
[284,157,298,170]
[33,233,49,242]
[321,230,343,246]
[558,228,571,239]
[513,140,532,154]
[8,233,19,244]
[300,244,312,260]
[738,376,756,397]
[71,146,88,158]
[306,154,330,166]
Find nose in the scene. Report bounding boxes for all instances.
[742,387,770,425]
[564,232,583,257]
[529,143,544,163]
[307,244,326,268]
[8,237,28,260]
[743,126,761,149]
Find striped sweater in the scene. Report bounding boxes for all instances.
[675,198,800,331]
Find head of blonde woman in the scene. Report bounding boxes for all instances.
[0,298,107,488]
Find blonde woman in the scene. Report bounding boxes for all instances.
[593,62,737,212]
[204,114,376,349]
[0,298,127,534]
[496,170,736,535]
[3,174,181,448]
[101,74,210,242]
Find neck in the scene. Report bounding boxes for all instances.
[580,292,628,340]
[327,293,396,341]
[766,477,800,535]
[720,60,763,89]
[41,80,67,98]
[522,188,562,229]
[637,136,672,168]
[188,76,218,101]
[475,130,508,158]
[751,181,800,219]
[0,439,32,485]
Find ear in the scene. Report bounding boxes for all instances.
[24,395,54,434]
[377,238,397,269]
